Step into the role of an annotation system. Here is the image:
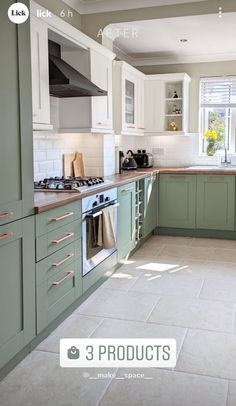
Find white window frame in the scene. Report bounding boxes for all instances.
[199,76,236,155]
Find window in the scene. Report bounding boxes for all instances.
[200,76,236,154]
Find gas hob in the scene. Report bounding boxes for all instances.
[34,176,113,193]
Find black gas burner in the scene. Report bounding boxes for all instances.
[34,176,105,192]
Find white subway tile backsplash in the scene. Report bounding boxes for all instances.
[34,151,47,161]
[46,150,61,160]
[33,131,116,179]
[39,161,54,173]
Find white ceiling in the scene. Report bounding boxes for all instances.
[63,0,207,15]
[108,12,236,65]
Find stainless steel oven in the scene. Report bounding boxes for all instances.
[82,188,118,276]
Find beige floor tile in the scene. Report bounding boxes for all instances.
[152,236,193,246]
[100,368,228,406]
[206,262,236,279]
[148,297,235,333]
[75,288,159,322]
[192,238,236,249]
[160,245,214,260]
[212,248,236,263]
[200,277,236,303]
[130,245,164,258]
[169,259,211,278]
[91,318,186,356]
[176,329,236,380]
[130,272,204,298]
[36,314,102,353]
[100,269,140,291]
[0,351,114,406]
[227,381,236,406]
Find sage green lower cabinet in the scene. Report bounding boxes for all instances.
[36,252,82,334]
[0,0,34,226]
[117,182,136,259]
[0,217,35,369]
[143,175,157,237]
[196,175,235,231]
[35,204,83,333]
[159,174,196,229]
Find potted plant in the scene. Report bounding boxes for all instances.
[203,130,218,156]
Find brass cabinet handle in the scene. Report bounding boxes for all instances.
[52,271,75,286]
[0,232,13,241]
[122,188,134,192]
[49,212,74,222]
[127,125,135,128]
[0,211,13,220]
[52,253,74,267]
[52,232,74,244]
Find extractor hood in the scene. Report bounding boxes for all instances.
[48,40,107,98]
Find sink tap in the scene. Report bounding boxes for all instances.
[221,148,231,166]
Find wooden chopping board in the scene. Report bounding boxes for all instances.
[63,153,76,177]
[73,152,85,178]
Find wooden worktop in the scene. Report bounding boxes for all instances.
[34,166,236,213]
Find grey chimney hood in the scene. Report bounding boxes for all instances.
[48,40,107,98]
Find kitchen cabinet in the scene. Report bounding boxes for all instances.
[30,15,52,130]
[159,174,196,229]
[0,0,34,226]
[36,242,82,333]
[58,47,114,133]
[35,202,83,333]
[145,73,190,135]
[196,175,235,231]
[0,217,35,369]
[143,175,158,237]
[117,182,136,259]
[113,61,145,136]
[145,79,165,134]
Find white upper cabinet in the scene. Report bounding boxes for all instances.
[145,73,191,135]
[113,61,145,136]
[90,50,113,131]
[30,2,115,134]
[113,60,191,136]
[30,15,52,130]
[144,78,165,134]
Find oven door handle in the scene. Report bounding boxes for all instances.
[87,211,103,219]
[112,203,119,208]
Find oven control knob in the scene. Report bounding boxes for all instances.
[105,197,110,202]
[92,201,98,207]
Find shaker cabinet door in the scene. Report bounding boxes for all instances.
[196,175,235,231]
[0,217,35,369]
[159,174,196,229]
[143,175,157,237]
[0,0,34,225]
[117,182,136,259]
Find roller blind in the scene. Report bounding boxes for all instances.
[200,76,236,108]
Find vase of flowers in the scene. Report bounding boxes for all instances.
[203,130,218,156]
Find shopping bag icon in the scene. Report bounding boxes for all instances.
[67,346,80,360]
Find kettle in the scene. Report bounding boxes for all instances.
[122,150,138,170]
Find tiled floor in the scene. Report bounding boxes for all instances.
[1,235,236,405]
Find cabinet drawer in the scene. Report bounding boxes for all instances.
[37,258,82,333]
[36,201,82,237]
[36,219,81,261]
[36,240,82,285]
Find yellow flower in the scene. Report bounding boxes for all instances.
[203,130,218,140]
